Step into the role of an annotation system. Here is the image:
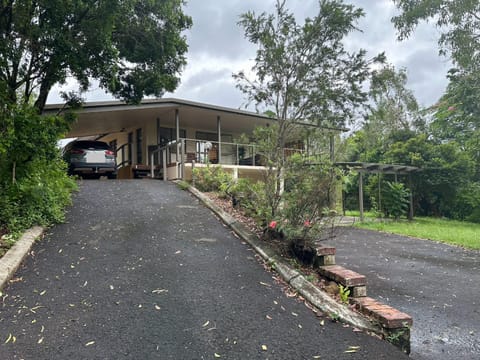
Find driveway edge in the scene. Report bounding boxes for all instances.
[186,185,381,333]
[0,226,44,291]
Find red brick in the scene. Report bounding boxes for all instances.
[352,297,413,329]
[318,265,366,287]
[315,246,336,256]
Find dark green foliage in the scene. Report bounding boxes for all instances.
[0,0,192,110]
[0,99,77,237]
[381,182,410,220]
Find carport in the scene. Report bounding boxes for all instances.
[44,98,276,179]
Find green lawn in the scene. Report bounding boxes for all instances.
[353,216,480,250]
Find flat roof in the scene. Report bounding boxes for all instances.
[44,98,348,138]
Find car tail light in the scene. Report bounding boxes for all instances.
[70,149,85,155]
[105,150,115,156]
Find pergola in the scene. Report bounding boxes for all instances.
[335,162,420,221]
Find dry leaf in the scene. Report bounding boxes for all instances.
[202,321,210,327]
[320,320,325,326]
[214,353,221,358]
[5,334,12,344]
[175,250,181,254]
[313,356,321,359]
[152,289,168,294]
[291,312,298,317]
[38,337,44,344]
[261,345,268,351]
[155,305,161,310]
[266,315,272,320]
[259,282,271,287]
[85,341,95,346]
[109,285,114,290]
[40,290,46,296]
[298,324,302,329]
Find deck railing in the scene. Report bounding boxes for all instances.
[148,138,305,180]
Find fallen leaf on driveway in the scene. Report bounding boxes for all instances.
[345,345,360,353]
[152,289,168,294]
[155,305,161,310]
[261,345,268,351]
[291,312,298,317]
[38,337,44,344]
[175,251,181,254]
[202,321,210,327]
[214,353,221,358]
[259,282,271,287]
[85,341,95,346]
[266,315,272,320]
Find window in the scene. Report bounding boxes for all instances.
[158,127,186,145]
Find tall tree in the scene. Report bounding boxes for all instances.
[234,0,383,219]
[0,0,192,111]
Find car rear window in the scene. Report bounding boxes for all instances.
[73,141,110,150]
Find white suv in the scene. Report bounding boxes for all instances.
[63,140,117,179]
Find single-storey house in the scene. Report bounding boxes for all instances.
[44,98,334,181]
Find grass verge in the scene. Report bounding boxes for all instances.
[355,217,480,250]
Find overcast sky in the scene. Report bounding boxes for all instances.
[48,0,451,109]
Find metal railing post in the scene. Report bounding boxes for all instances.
[192,160,196,187]
[180,138,185,180]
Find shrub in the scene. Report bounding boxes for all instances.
[381,181,410,219]
[192,165,232,194]
[0,100,77,239]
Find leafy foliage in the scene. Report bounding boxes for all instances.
[0,0,192,110]
[392,0,480,70]
[381,182,410,220]
[0,98,77,237]
[235,0,383,129]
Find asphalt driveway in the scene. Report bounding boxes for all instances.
[331,227,480,360]
[0,180,407,359]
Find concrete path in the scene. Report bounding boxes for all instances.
[0,180,407,359]
[331,227,480,360]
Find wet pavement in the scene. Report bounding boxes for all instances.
[331,227,480,360]
[0,180,408,359]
